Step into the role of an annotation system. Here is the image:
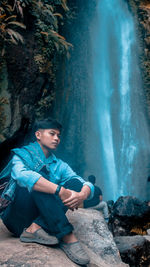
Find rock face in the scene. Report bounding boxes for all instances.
[109,196,150,236]
[126,0,150,114]
[0,208,128,267]
[114,235,150,266]
[108,196,150,266]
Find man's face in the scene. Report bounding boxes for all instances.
[35,128,61,151]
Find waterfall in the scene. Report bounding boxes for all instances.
[91,0,150,200]
[54,0,150,201]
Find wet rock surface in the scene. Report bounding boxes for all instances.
[109,196,150,236]
[0,208,127,267]
[108,196,150,266]
[114,235,150,266]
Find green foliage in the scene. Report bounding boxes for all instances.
[0,1,72,60]
[0,1,26,55]
[22,0,72,119]
[30,0,72,74]
[35,90,55,119]
[0,0,72,123]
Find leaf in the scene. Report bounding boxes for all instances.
[7,21,26,29]
[54,41,59,51]
[18,4,24,18]
[45,4,53,12]
[61,0,69,11]
[41,31,48,36]
[7,35,17,45]
[5,15,17,22]
[1,47,5,56]
[5,5,13,12]
[53,13,63,19]
[6,28,24,43]
[0,14,6,20]
[50,29,65,40]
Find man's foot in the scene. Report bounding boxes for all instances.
[25,222,41,233]
[60,232,90,265]
[62,232,78,243]
[60,241,90,265]
[20,228,59,245]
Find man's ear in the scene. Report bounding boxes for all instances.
[35,130,41,140]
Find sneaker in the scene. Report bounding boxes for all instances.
[20,228,59,245]
[60,241,90,265]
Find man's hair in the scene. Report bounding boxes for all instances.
[33,118,62,133]
[88,175,96,184]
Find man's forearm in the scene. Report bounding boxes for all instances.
[33,176,58,194]
[33,176,72,200]
[80,185,91,200]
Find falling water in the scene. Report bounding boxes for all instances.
[91,0,150,200]
[54,0,150,201]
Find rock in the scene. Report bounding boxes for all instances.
[109,196,150,236]
[107,200,114,214]
[67,209,127,266]
[0,209,128,267]
[114,235,150,266]
[0,117,30,171]
[112,196,150,218]
[147,229,150,235]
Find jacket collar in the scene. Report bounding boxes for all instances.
[33,141,57,164]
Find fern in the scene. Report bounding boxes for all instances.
[0,1,26,55]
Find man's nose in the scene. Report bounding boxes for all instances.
[54,134,59,140]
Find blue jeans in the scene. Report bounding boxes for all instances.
[1,179,83,239]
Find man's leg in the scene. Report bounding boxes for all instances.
[2,182,90,265]
[63,178,83,192]
[2,185,73,239]
[91,201,109,219]
[1,186,39,236]
[59,179,90,265]
[31,190,73,239]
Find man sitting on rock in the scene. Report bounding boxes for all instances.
[0,118,94,266]
[84,175,109,222]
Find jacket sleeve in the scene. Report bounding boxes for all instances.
[11,155,41,192]
[60,162,94,199]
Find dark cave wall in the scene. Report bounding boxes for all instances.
[125,0,150,114]
[0,0,69,142]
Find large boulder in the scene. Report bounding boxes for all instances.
[0,208,128,267]
[114,235,150,266]
[109,196,150,236]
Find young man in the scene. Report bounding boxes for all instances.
[1,118,94,265]
[84,175,109,222]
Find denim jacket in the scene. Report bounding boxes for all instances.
[0,142,94,201]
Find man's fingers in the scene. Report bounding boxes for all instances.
[64,199,78,206]
[68,203,78,209]
[63,194,76,204]
[63,196,73,204]
[65,199,79,208]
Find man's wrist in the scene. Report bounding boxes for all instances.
[55,185,62,196]
[59,186,65,197]
[79,191,88,200]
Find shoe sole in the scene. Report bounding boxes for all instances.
[20,236,59,245]
[60,246,90,265]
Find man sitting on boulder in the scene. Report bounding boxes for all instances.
[0,118,94,266]
[84,175,109,222]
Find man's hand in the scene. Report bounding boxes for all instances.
[63,191,87,210]
[59,187,72,201]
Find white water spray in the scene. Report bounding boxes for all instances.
[90,0,150,200]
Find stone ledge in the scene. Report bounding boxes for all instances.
[0,209,128,267]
